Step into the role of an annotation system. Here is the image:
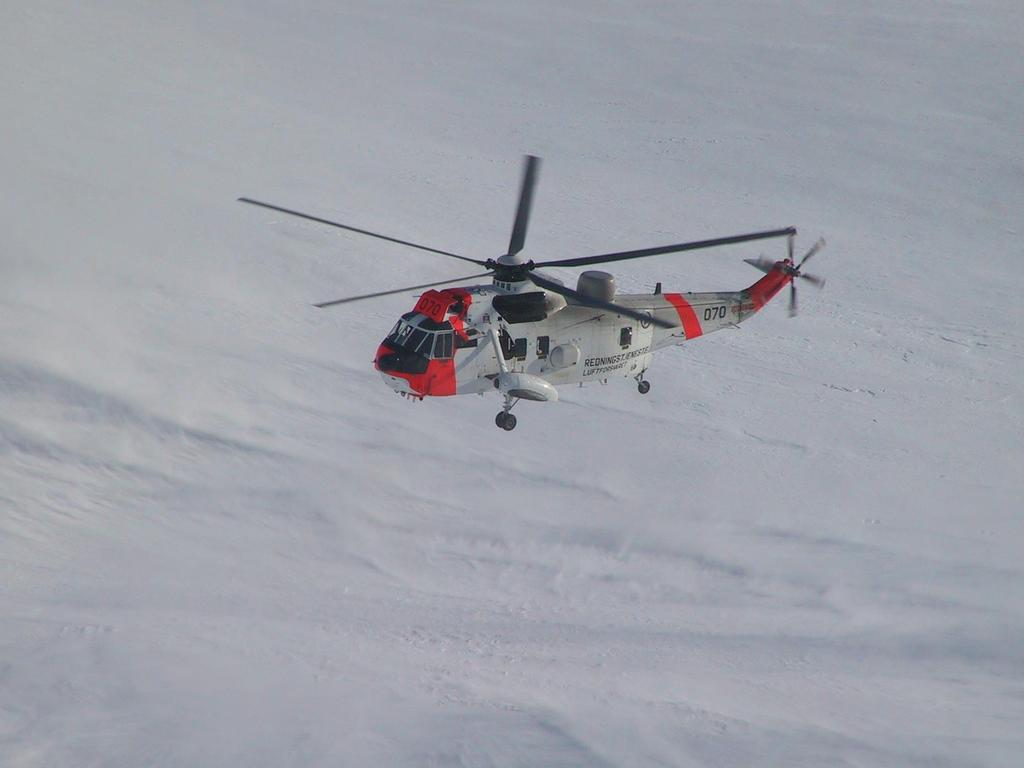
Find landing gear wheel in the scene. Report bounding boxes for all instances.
[496,392,518,431]
[495,412,517,430]
[637,380,651,395]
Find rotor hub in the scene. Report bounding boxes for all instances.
[487,257,535,285]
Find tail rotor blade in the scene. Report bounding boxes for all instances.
[799,272,826,289]
[507,155,540,256]
[798,237,826,269]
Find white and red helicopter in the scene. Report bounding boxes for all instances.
[241,156,825,430]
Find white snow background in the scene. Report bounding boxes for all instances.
[2,2,1022,766]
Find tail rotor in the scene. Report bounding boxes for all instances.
[785,235,826,317]
[744,235,827,317]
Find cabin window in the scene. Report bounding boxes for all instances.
[497,329,526,360]
[536,335,550,359]
[512,338,527,360]
[619,327,632,348]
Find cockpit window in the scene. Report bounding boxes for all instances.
[433,331,453,359]
[385,314,454,359]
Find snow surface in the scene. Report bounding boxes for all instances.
[2,2,1023,766]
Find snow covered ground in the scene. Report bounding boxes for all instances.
[2,2,1022,765]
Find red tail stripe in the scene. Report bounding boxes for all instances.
[748,269,790,310]
[664,293,703,339]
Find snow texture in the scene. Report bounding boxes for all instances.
[2,2,1022,766]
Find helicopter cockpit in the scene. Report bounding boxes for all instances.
[376,312,454,374]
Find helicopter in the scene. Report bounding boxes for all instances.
[240,156,825,430]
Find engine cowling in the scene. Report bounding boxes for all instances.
[577,270,616,302]
[497,372,559,402]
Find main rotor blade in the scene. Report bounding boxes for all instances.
[534,227,797,268]
[507,155,540,257]
[238,197,487,266]
[313,271,494,308]
[528,272,675,329]
[788,281,797,318]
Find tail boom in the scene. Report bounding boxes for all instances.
[744,263,792,311]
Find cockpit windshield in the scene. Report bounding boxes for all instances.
[385,313,454,359]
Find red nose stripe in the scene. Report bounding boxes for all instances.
[374,343,457,397]
[664,293,703,339]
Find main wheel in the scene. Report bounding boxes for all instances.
[502,413,517,431]
[638,380,651,395]
[495,412,508,429]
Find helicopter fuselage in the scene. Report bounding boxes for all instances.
[375,262,792,399]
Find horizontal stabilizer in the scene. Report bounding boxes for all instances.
[743,256,777,274]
